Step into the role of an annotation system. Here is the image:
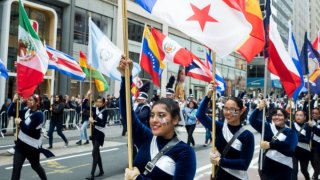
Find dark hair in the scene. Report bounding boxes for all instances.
[227,97,246,122]
[295,110,306,117]
[96,96,106,103]
[55,95,63,103]
[187,100,198,109]
[152,98,181,122]
[270,108,289,119]
[30,94,41,108]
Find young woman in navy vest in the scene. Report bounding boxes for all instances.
[292,110,311,180]
[86,93,108,180]
[8,94,53,180]
[118,58,196,180]
[196,83,254,180]
[249,100,298,180]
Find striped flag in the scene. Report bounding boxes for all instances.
[0,58,8,79]
[205,49,225,94]
[79,51,109,92]
[46,46,85,80]
[185,52,212,83]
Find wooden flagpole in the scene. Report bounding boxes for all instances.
[89,68,93,137]
[289,98,292,128]
[15,98,19,141]
[122,0,134,170]
[211,50,217,178]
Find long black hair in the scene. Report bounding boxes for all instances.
[228,97,246,122]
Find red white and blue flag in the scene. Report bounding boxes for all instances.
[46,46,85,80]
[205,49,225,94]
[185,52,212,83]
[135,0,252,57]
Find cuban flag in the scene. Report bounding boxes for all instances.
[46,46,86,80]
[0,58,8,79]
[205,49,225,94]
[135,0,252,57]
[185,52,212,83]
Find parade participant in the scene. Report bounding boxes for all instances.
[8,94,54,180]
[249,100,298,180]
[175,66,186,101]
[48,95,68,149]
[292,110,311,180]
[309,107,320,180]
[196,82,254,180]
[76,92,91,145]
[86,95,108,180]
[134,82,151,128]
[183,100,198,146]
[166,76,175,99]
[118,58,196,180]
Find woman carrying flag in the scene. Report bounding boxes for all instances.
[118,57,196,180]
[196,83,254,180]
[8,94,54,180]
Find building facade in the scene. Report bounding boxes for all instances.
[309,0,320,40]
[0,0,248,104]
[293,0,310,51]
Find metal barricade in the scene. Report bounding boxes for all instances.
[63,109,79,130]
[106,108,122,126]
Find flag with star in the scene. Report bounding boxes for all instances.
[135,0,252,57]
[140,26,165,87]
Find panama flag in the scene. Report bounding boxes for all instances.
[88,17,140,81]
[205,49,225,94]
[0,58,8,79]
[17,0,49,98]
[135,0,252,57]
[46,46,85,80]
[185,52,212,83]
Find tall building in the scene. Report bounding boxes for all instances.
[293,0,310,51]
[309,0,320,40]
[0,0,247,104]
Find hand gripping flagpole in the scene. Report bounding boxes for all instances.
[211,50,217,179]
[122,0,134,170]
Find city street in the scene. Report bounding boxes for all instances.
[0,123,313,180]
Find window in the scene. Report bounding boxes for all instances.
[128,19,144,42]
[74,8,87,44]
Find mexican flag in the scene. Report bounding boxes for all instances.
[79,51,109,92]
[17,0,49,98]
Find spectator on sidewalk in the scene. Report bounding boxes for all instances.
[1,98,11,134]
[76,91,91,145]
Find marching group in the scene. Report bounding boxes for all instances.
[2,57,320,180]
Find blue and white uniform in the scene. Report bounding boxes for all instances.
[120,77,196,180]
[196,96,254,180]
[249,109,298,180]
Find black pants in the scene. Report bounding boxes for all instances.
[1,115,8,133]
[91,140,103,175]
[311,149,320,180]
[292,156,310,180]
[11,149,47,180]
[48,120,68,146]
[185,124,196,146]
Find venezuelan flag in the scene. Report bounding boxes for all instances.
[140,26,165,87]
[79,51,109,92]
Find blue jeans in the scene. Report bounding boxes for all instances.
[80,121,89,141]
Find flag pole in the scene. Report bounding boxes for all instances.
[289,98,292,128]
[307,74,311,123]
[15,98,19,141]
[122,0,133,170]
[211,50,217,179]
[89,68,93,138]
[259,56,268,170]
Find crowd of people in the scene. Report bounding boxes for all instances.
[1,57,320,180]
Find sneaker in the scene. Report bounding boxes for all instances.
[84,140,89,145]
[7,148,15,155]
[76,140,82,145]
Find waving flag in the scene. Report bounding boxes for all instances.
[88,18,140,81]
[79,51,108,92]
[236,0,265,62]
[266,2,302,98]
[0,58,8,79]
[185,52,212,83]
[287,22,303,102]
[46,46,85,80]
[132,76,143,98]
[140,26,165,87]
[205,48,225,94]
[150,27,193,66]
[17,0,49,98]
[135,0,252,57]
